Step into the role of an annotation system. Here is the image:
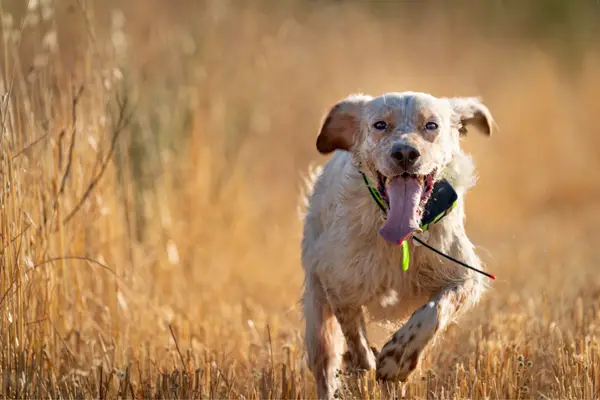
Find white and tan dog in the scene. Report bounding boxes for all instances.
[300,92,494,399]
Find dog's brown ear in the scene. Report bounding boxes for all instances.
[316,94,372,154]
[448,97,494,137]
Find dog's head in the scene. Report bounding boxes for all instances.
[316,91,494,245]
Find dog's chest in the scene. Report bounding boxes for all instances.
[336,240,424,301]
[365,259,430,321]
[323,199,442,310]
[334,236,438,320]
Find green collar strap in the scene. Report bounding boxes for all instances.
[360,171,388,214]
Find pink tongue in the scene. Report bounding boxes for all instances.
[379,177,423,245]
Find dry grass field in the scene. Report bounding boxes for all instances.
[1,0,600,398]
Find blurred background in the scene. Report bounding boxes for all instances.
[1,0,600,398]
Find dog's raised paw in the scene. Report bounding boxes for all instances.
[375,303,439,382]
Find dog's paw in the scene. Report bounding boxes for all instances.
[342,346,378,373]
[376,302,439,382]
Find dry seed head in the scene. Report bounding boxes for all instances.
[23,255,34,270]
[42,30,58,53]
[111,9,126,30]
[103,77,112,90]
[113,68,123,81]
[28,0,40,11]
[110,9,127,56]
[111,31,127,56]
[41,6,54,21]
[88,135,98,151]
[167,240,180,265]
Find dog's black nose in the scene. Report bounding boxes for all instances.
[391,144,421,168]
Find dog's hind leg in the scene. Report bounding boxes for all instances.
[303,273,344,399]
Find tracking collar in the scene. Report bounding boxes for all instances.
[359,170,458,271]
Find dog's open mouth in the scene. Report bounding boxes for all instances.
[376,170,436,245]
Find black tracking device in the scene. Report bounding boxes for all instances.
[420,179,459,230]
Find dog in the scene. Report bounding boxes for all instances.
[300,91,494,399]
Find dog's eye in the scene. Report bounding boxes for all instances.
[373,121,387,130]
[425,122,438,131]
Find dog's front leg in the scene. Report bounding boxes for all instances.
[375,278,482,383]
[333,305,377,373]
